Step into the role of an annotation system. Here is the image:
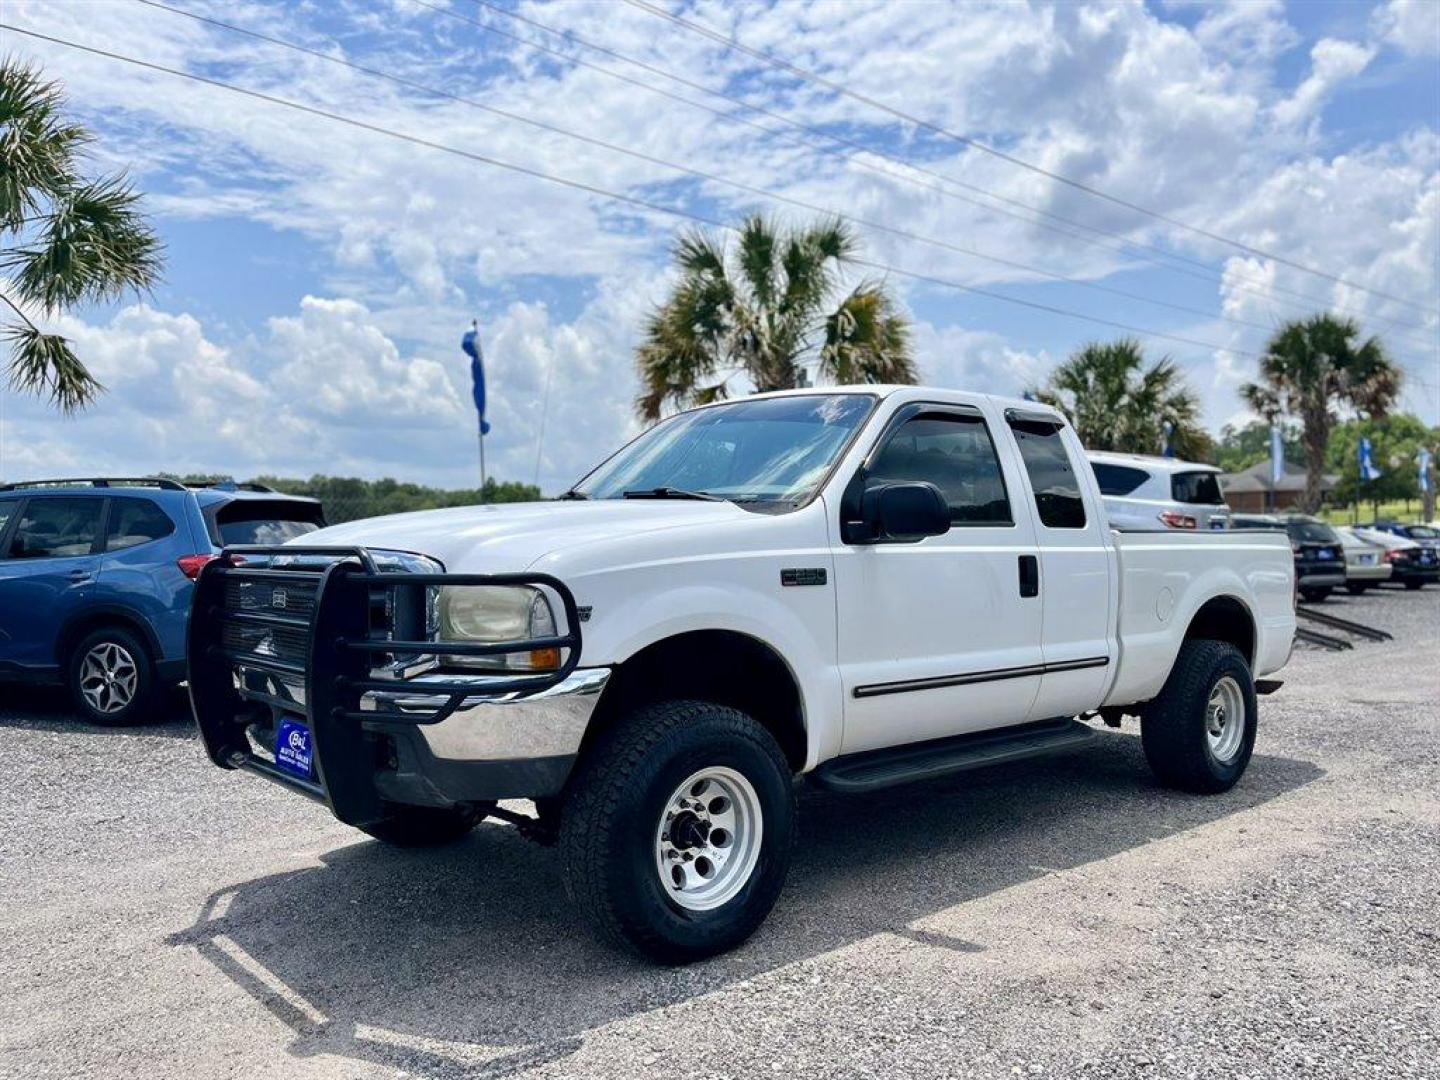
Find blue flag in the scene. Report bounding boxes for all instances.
[1420,448,1432,494]
[462,324,491,436]
[1359,436,1382,482]
[1269,425,1285,486]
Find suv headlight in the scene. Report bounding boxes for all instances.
[437,585,560,671]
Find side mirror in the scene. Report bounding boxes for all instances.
[862,482,950,543]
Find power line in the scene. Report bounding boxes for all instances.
[133,0,1302,340]
[3,21,1281,365]
[445,0,1436,345]
[622,0,1440,318]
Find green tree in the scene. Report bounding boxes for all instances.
[1,58,162,412]
[1028,338,1212,459]
[1241,314,1400,514]
[1325,415,1438,513]
[1213,419,1302,474]
[635,215,915,420]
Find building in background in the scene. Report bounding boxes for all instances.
[1220,461,1338,512]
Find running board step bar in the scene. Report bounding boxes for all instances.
[811,718,1096,794]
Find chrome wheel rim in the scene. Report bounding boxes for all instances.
[1205,675,1246,763]
[79,642,139,715]
[654,767,763,912]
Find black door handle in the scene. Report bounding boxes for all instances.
[1018,554,1039,598]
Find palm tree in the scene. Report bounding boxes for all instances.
[1028,339,1211,459]
[1,58,162,412]
[635,215,915,420]
[1240,314,1399,513]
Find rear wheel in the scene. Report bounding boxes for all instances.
[1142,640,1257,794]
[67,626,162,726]
[359,801,493,847]
[560,700,795,963]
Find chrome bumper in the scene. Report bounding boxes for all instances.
[367,667,611,763]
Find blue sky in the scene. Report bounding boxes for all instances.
[2,0,1437,493]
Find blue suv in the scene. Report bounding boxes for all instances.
[0,478,323,724]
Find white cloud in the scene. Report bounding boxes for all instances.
[1372,0,1440,57]
[1272,38,1377,128]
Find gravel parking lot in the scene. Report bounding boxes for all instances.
[2,586,1436,1080]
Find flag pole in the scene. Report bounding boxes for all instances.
[478,423,487,504]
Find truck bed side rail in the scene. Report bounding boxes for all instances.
[187,545,582,825]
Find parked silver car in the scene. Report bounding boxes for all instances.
[1087,452,1231,531]
[1335,525,1393,593]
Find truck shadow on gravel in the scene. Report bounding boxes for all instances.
[167,732,1321,1079]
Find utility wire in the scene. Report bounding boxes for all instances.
[4,21,1284,363]
[623,0,1439,317]
[134,0,1304,340]
[448,0,1436,343]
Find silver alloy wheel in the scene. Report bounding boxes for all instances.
[1205,675,1246,763]
[654,766,763,912]
[78,642,139,715]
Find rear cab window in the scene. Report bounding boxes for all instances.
[1171,471,1224,505]
[208,498,324,547]
[9,496,105,558]
[1007,415,1086,529]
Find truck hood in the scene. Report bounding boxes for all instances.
[295,499,749,571]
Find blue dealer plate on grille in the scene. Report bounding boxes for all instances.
[275,717,315,780]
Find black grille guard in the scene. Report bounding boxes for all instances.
[187,544,582,825]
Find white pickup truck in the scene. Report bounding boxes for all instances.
[189,387,1295,962]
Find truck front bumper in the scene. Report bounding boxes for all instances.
[367,667,610,805]
[187,545,593,826]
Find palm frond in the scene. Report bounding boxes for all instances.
[0,57,90,231]
[3,322,102,413]
[737,214,777,310]
[4,173,163,311]
[818,282,915,384]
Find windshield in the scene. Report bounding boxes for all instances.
[574,394,876,506]
[1285,520,1339,544]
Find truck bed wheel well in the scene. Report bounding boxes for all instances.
[1183,596,1255,668]
[581,631,806,772]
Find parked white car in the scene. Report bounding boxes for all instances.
[1335,526,1393,593]
[188,387,1296,962]
[1087,451,1231,531]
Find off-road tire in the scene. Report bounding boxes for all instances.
[559,700,795,964]
[67,625,163,726]
[1141,640,1257,794]
[359,801,492,847]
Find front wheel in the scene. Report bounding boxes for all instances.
[560,700,795,963]
[1142,640,1257,794]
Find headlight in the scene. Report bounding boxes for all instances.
[437,585,560,671]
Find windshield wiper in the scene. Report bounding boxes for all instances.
[556,489,589,500]
[621,486,722,502]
